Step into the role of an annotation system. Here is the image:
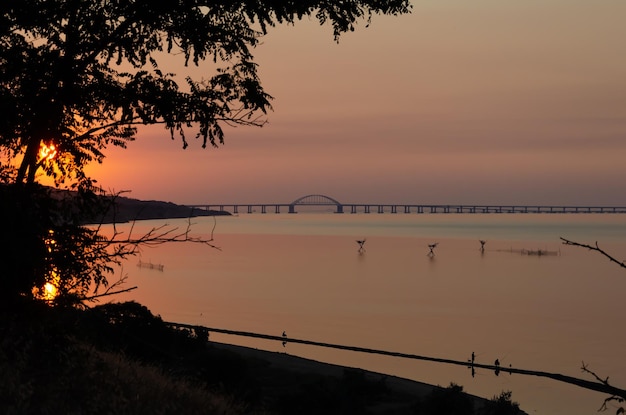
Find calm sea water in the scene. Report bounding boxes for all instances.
[110,213,626,415]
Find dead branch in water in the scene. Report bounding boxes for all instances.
[560,237,626,269]
[560,236,626,413]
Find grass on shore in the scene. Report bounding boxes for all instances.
[0,300,522,415]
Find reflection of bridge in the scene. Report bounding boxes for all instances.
[188,194,626,214]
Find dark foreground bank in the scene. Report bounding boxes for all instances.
[0,301,524,415]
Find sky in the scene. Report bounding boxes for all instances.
[86,0,626,206]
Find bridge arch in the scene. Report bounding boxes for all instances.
[289,194,343,213]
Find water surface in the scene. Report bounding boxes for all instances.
[111,213,626,415]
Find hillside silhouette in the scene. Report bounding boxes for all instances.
[98,195,229,223]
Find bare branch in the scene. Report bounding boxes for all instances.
[83,286,138,301]
[582,361,611,385]
[560,237,626,270]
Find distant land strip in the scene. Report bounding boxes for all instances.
[97,196,230,223]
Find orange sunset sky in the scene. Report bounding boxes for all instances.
[86,0,626,206]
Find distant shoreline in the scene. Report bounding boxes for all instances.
[92,196,231,224]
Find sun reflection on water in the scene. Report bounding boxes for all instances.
[32,230,60,302]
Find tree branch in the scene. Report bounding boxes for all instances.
[83,285,138,301]
[560,237,626,269]
[581,362,625,412]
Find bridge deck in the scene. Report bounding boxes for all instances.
[188,204,626,214]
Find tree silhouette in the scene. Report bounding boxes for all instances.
[1,0,411,186]
[0,1,411,306]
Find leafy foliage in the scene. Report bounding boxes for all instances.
[0,184,120,305]
[0,301,247,415]
[413,383,475,415]
[1,0,411,186]
[0,0,410,305]
[481,390,522,415]
[0,184,52,302]
[411,383,522,415]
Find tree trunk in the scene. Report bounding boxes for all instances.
[16,137,41,184]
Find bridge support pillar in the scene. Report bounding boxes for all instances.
[365,206,370,213]
[233,206,238,214]
[275,205,280,213]
[261,205,267,214]
[288,204,296,214]
[336,205,344,213]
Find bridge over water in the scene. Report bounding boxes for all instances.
[188,194,626,214]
